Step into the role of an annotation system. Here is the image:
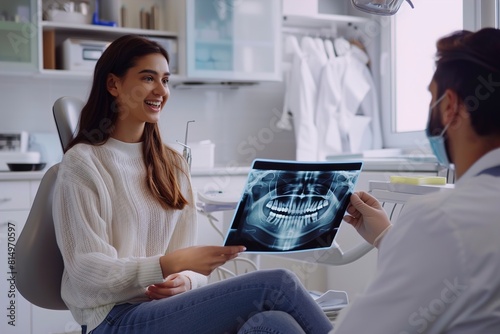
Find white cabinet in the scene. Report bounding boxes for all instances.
[1,178,78,334]
[165,0,282,82]
[1,211,32,334]
[31,306,80,334]
[0,181,33,334]
[0,0,38,72]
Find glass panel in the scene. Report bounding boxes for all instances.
[193,0,234,72]
[0,0,34,65]
[393,0,463,133]
[232,0,276,73]
[188,0,278,79]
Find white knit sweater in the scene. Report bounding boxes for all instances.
[52,138,207,331]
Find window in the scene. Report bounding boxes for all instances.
[380,0,464,148]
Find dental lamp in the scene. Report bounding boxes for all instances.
[351,0,414,16]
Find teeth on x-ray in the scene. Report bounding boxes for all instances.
[265,198,328,226]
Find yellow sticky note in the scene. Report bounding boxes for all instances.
[390,176,447,185]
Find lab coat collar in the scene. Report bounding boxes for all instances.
[456,147,500,183]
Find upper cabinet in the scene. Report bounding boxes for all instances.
[165,0,282,82]
[37,0,177,77]
[0,0,37,72]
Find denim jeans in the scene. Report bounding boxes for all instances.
[90,269,333,334]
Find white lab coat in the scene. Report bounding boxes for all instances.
[315,50,347,158]
[315,39,382,160]
[332,148,500,333]
[280,35,320,161]
[344,45,383,153]
[281,35,382,161]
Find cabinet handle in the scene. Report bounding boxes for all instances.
[0,197,12,205]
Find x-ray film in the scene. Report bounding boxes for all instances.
[224,159,363,253]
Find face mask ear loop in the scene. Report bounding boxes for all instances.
[436,93,460,137]
[439,122,451,137]
[405,0,414,9]
[430,94,446,110]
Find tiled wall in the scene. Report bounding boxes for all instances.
[0,75,296,167]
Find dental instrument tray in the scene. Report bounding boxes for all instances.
[223,159,363,253]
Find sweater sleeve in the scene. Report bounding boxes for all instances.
[164,163,208,289]
[53,151,165,308]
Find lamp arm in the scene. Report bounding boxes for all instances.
[282,239,374,266]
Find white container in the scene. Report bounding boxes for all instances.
[189,141,215,169]
[282,0,318,16]
[61,38,109,71]
[45,9,91,24]
[172,140,215,170]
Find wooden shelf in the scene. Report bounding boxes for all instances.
[36,69,183,82]
[0,20,26,31]
[41,21,177,38]
[283,13,370,29]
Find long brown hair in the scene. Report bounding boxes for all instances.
[66,34,188,210]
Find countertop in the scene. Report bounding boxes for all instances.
[0,170,47,181]
[0,165,252,181]
[0,157,442,181]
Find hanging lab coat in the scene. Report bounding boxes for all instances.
[316,39,382,160]
[279,35,318,161]
[344,45,383,153]
[315,50,347,159]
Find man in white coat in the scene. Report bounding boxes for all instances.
[331,28,500,333]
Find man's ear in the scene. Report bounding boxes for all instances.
[107,74,119,97]
[442,89,461,125]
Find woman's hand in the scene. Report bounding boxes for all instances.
[146,273,191,300]
[160,245,246,277]
[343,191,392,247]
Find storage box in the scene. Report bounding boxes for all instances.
[45,9,91,24]
[282,0,318,16]
[172,140,215,169]
[61,38,109,71]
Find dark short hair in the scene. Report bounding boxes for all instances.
[432,28,500,136]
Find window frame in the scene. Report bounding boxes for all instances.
[379,0,491,149]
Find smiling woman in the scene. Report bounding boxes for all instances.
[106,53,170,142]
[51,34,334,334]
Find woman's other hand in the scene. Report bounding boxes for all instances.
[146,273,191,299]
[343,191,392,247]
[160,245,246,277]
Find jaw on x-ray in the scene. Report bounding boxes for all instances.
[225,161,362,252]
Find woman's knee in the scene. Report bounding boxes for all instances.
[256,268,301,288]
[237,310,306,334]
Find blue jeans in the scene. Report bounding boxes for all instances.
[90,269,333,334]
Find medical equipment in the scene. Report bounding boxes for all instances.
[351,0,414,16]
[176,120,195,170]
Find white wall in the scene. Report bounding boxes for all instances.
[0,75,296,166]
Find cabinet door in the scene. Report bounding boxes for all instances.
[0,211,31,334]
[186,0,281,81]
[0,0,37,71]
[31,306,80,334]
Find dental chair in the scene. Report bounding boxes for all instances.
[15,95,251,315]
[15,96,84,311]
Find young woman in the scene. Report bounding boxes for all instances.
[52,34,333,334]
